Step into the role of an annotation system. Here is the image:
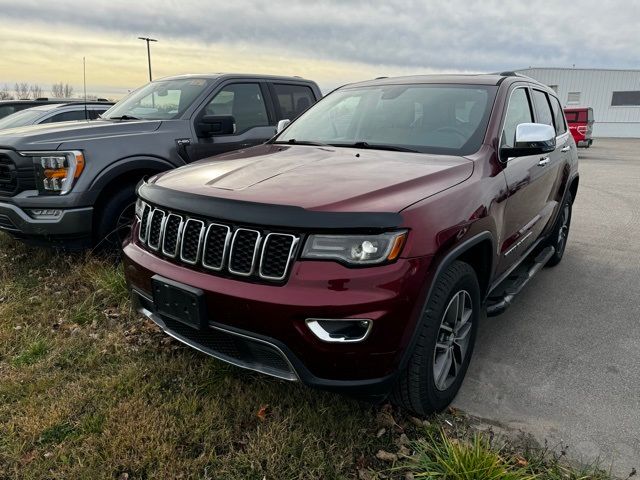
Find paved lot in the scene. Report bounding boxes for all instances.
[455,138,640,477]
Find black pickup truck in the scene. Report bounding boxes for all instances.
[0,74,321,247]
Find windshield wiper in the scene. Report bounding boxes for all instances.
[273,138,330,147]
[332,141,420,153]
[107,114,141,121]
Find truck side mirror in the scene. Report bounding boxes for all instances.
[500,123,556,161]
[276,119,291,134]
[197,115,236,137]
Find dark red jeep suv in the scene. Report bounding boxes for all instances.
[123,73,579,415]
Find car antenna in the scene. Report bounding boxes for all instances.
[83,57,88,120]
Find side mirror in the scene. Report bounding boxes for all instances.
[276,119,291,134]
[197,115,235,137]
[500,123,556,161]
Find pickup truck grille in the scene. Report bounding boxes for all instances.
[138,202,299,283]
[0,154,36,196]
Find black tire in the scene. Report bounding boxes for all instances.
[94,183,137,250]
[391,261,480,417]
[545,192,573,267]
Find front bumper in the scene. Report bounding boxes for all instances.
[123,240,432,395]
[0,200,92,241]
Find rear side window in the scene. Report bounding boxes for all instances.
[502,88,533,148]
[205,83,269,133]
[273,84,315,119]
[43,110,88,123]
[532,90,554,128]
[550,97,567,134]
[0,106,17,117]
[89,108,108,120]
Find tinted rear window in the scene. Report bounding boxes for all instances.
[532,90,554,127]
[274,84,316,119]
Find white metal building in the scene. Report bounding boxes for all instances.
[515,67,640,138]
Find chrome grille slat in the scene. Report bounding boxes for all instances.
[180,219,205,265]
[147,209,166,250]
[138,203,152,243]
[202,223,231,271]
[228,228,261,276]
[259,233,299,281]
[161,214,184,258]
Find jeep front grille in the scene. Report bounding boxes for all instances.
[137,202,300,283]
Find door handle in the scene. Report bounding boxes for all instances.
[538,157,550,166]
[561,145,571,152]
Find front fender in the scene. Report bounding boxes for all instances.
[89,156,176,193]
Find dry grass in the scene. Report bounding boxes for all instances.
[0,234,620,479]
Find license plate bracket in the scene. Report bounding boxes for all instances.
[151,275,208,330]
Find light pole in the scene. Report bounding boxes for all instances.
[138,37,158,81]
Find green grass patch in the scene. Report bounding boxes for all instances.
[12,339,49,366]
[38,422,79,446]
[400,430,535,480]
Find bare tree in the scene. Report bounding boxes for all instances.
[51,82,74,99]
[14,82,30,99]
[30,84,43,99]
[0,84,12,100]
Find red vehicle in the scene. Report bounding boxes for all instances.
[564,107,594,147]
[123,73,579,415]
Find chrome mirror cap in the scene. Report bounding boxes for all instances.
[515,123,556,147]
[276,119,291,134]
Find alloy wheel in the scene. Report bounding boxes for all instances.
[433,290,473,391]
[557,204,570,255]
[113,202,136,245]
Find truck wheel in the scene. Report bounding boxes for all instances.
[545,192,573,267]
[391,261,480,416]
[94,184,137,250]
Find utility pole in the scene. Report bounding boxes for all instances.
[138,37,158,81]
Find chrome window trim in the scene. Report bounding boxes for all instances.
[179,218,205,265]
[202,223,232,271]
[161,213,184,258]
[138,202,151,243]
[228,228,262,276]
[498,85,534,155]
[147,209,166,251]
[258,233,299,281]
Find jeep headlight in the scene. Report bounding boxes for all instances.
[301,231,407,265]
[20,150,85,195]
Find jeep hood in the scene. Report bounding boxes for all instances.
[149,144,473,213]
[0,119,161,151]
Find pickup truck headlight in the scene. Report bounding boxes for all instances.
[20,150,85,195]
[301,231,407,265]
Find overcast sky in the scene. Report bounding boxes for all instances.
[1,0,638,98]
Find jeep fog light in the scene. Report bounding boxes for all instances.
[306,318,372,343]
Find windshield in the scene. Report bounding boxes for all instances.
[102,78,211,120]
[0,108,45,129]
[276,84,497,155]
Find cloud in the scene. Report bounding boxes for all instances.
[0,0,638,97]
